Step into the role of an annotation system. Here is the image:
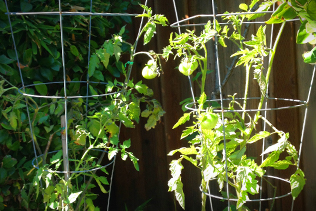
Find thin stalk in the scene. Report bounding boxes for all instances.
[74,150,107,211]
[199,44,208,210]
[70,120,109,179]
[201,177,207,211]
[254,21,286,124]
[242,64,250,121]
[200,44,208,94]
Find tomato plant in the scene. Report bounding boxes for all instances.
[163,1,306,210]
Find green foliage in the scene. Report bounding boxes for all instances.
[165,0,305,210]
[22,3,165,210]
[267,0,316,64]
[290,168,306,200]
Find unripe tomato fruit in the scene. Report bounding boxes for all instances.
[179,59,198,76]
[142,60,158,79]
[200,113,218,130]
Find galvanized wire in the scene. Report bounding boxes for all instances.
[210,1,231,210]
[260,3,275,210]
[200,175,292,201]
[5,11,139,17]
[184,97,307,113]
[291,65,316,211]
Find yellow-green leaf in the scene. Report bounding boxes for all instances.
[9,112,17,131]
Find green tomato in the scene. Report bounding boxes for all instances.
[142,60,158,79]
[179,59,198,76]
[200,113,218,130]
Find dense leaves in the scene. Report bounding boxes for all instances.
[267,0,316,64]
[166,0,305,210]
[0,0,148,210]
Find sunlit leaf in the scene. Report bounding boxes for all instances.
[68,191,82,204]
[303,46,316,64]
[144,22,156,45]
[248,131,270,144]
[50,150,63,164]
[239,3,248,11]
[290,169,306,200]
[173,113,191,129]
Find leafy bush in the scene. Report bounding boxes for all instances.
[0,0,140,209]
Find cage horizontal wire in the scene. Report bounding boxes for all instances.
[171,0,316,211]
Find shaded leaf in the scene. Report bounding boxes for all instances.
[88,54,100,77]
[70,45,79,57]
[2,155,17,169]
[0,168,7,184]
[34,81,48,96]
[0,55,14,64]
[21,2,32,12]
[9,111,17,131]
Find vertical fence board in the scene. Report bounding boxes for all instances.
[295,21,316,211]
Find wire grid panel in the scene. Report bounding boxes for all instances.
[4,0,149,210]
[171,0,315,211]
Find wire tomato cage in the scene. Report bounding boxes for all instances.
[4,0,151,210]
[171,0,316,211]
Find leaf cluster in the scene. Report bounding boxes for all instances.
[266,0,316,63]
[0,0,143,210]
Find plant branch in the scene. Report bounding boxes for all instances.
[254,21,286,124]
[213,4,259,97]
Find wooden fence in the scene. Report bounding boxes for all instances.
[97,1,316,210]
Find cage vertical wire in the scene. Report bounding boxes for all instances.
[4,0,149,210]
[171,0,315,210]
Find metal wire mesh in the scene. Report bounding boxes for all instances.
[171,1,316,211]
[4,0,149,210]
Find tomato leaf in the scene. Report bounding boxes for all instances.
[173,113,191,129]
[303,46,316,64]
[248,131,270,144]
[97,48,110,68]
[180,127,195,139]
[239,3,248,11]
[68,191,82,204]
[307,0,316,20]
[168,160,185,209]
[50,150,63,165]
[290,169,306,200]
[144,22,156,45]
[128,101,141,123]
